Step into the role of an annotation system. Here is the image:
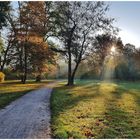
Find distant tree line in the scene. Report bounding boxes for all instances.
[0,1,140,84]
[79,34,140,81]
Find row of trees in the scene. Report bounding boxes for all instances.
[0,1,139,85]
[79,34,140,80]
[55,34,140,81]
[0,2,56,83]
[0,1,116,85]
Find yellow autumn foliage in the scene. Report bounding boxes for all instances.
[0,72,5,82]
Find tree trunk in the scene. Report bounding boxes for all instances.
[21,75,24,83]
[36,74,41,82]
[22,74,27,84]
[67,32,86,86]
[66,24,76,86]
[67,51,73,85]
[22,44,27,84]
[19,53,24,83]
[68,76,74,86]
[67,61,80,86]
[67,74,74,86]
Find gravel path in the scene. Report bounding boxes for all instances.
[0,84,54,139]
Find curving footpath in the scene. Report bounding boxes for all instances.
[0,83,54,138]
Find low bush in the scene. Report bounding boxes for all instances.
[0,72,5,82]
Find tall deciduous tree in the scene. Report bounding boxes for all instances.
[13,1,56,83]
[53,1,116,85]
[91,34,124,79]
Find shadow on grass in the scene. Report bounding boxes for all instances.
[51,83,105,138]
[51,84,101,114]
[51,82,140,138]
[100,87,139,138]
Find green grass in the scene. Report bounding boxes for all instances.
[0,80,52,109]
[51,80,140,138]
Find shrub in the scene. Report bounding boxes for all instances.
[0,72,5,82]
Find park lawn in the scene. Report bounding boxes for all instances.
[0,80,52,109]
[51,80,140,138]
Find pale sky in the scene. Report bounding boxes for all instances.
[11,1,140,48]
[108,1,140,48]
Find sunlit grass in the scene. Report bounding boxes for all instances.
[0,80,53,108]
[51,80,140,138]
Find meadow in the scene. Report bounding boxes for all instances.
[51,80,140,138]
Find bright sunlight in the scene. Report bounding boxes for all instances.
[111,46,116,53]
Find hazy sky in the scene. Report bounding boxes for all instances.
[108,1,140,48]
[11,1,140,48]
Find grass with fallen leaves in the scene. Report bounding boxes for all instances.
[51,80,140,138]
